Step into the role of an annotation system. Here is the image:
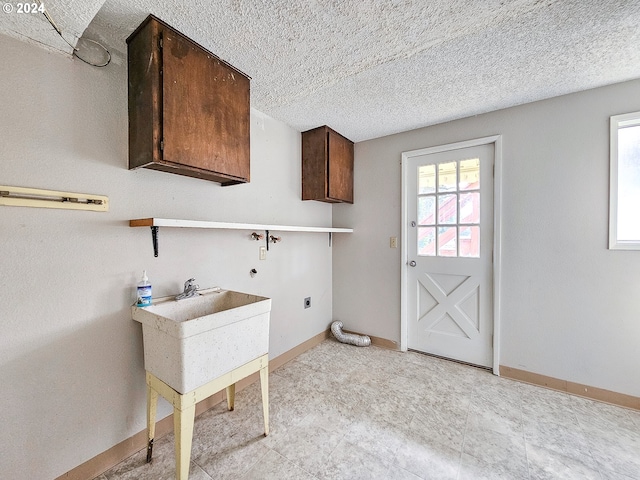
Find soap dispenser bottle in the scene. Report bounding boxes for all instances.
[136,270,152,307]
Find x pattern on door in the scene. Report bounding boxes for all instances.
[418,272,480,340]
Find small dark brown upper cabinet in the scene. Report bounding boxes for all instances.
[302,126,354,203]
[127,15,250,185]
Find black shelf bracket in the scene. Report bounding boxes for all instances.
[151,226,159,257]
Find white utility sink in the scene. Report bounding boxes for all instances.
[132,288,271,394]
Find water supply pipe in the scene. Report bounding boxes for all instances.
[330,321,371,347]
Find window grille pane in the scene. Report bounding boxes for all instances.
[418,196,436,225]
[418,164,436,194]
[417,155,485,257]
[460,192,480,224]
[459,158,480,191]
[438,226,457,257]
[438,161,457,192]
[438,194,457,224]
[459,226,480,257]
[418,227,436,256]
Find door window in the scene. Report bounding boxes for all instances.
[417,157,480,257]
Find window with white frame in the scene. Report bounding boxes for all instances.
[610,111,640,250]
[417,158,481,257]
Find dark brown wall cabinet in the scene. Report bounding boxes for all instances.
[302,126,354,203]
[127,15,250,185]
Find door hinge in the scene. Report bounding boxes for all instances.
[160,140,164,151]
[158,37,163,49]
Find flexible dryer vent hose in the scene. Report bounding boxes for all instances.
[330,321,371,347]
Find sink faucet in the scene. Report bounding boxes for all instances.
[175,278,200,300]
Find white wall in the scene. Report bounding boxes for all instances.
[0,34,333,479]
[334,79,640,399]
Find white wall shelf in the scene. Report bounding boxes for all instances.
[130,218,353,257]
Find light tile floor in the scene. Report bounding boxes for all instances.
[97,339,640,480]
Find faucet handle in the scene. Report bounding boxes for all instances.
[184,278,196,290]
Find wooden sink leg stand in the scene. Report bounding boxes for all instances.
[145,354,269,480]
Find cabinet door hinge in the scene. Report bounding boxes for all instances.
[160,140,164,151]
[158,37,163,49]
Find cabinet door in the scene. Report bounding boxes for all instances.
[162,28,250,181]
[327,130,354,203]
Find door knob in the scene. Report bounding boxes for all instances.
[409,260,417,267]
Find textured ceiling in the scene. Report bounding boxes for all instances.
[0,0,105,53]
[2,0,640,141]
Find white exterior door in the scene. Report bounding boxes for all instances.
[405,143,494,368]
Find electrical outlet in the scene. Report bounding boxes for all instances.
[304,297,311,309]
[390,236,398,248]
[259,246,266,260]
